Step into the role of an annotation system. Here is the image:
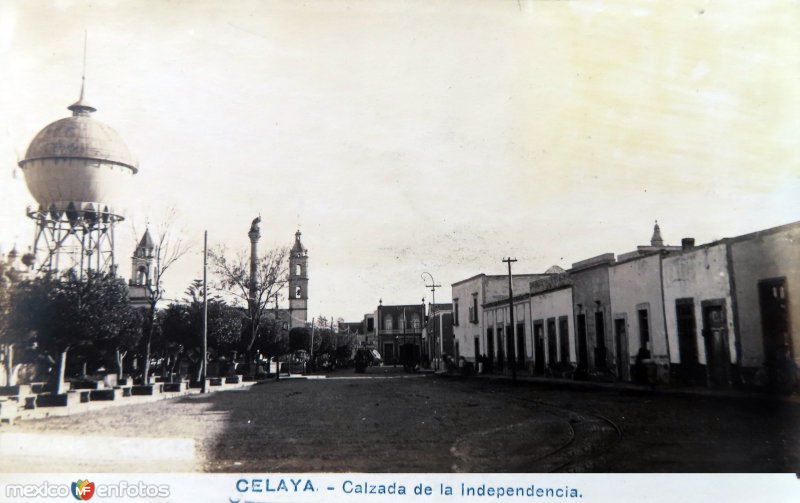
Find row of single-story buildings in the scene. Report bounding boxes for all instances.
[451,221,799,391]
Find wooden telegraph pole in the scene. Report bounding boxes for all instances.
[503,257,518,383]
[202,230,208,393]
[422,272,441,370]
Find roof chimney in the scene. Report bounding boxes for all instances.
[681,238,695,250]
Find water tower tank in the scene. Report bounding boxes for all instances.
[19,93,137,219]
[18,86,138,275]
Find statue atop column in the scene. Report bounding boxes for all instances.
[249,216,261,239]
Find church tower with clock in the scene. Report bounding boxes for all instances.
[288,230,308,329]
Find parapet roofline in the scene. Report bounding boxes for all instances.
[429,303,453,309]
[451,273,487,287]
[655,219,799,259]
[569,253,615,272]
[451,272,548,287]
[615,248,677,265]
[726,219,800,244]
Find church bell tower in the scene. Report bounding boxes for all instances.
[128,228,154,307]
[288,230,308,329]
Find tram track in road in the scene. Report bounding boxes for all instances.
[463,388,624,472]
[543,410,622,472]
[510,394,623,472]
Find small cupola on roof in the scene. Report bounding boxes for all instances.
[650,220,664,247]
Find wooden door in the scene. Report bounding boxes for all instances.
[702,303,730,387]
[759,278,791,364]
[534,324,545,375]
[614,318,628,381]
[576,314,588,371]
[676,301,702,385]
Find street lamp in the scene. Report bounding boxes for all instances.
[309,317,316,374]
[422,298,427,366]
[402,307,407,369]
[394,336,398,368]
[422,272,441,371]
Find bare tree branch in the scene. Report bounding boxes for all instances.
[209,245,289,353]
[141,208,193,382]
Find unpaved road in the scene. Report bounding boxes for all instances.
[2,367,798,472]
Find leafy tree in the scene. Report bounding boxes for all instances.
[11,271,137,393]
[314,327,337,357]
[183,279,243,359]
[254,315,289,361]
[335,321,360,358]
[334,330,359,365]
[156,280,206,379]
[0,258,30,385]
[206,302,244,358]
[155,302,192,380]
[289,327,311,353]
[313,315,330,329]
[156,280,243,380]
[95,306,143,380]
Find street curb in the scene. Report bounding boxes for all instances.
[2,381,258,424]
[433,372,800,404]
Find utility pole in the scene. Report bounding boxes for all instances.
[503,257,518,383]
[310,317,315,373]
[402,307,407,368]
[421,298,427,363]
[422,272,441,371]
[202,230,208,393]
[377,299,386,366]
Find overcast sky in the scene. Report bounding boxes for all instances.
[0,0,798,320]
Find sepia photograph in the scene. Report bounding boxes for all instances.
[0,0,798,500]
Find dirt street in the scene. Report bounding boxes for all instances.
[2,367,798,472]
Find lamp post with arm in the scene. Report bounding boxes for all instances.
[422,272,441,371]
[422,298,427,366]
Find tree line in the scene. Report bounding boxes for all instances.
[0,231,356,392]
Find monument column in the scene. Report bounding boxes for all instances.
[248,217,261,311]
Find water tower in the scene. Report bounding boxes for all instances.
[17,79,137,276]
